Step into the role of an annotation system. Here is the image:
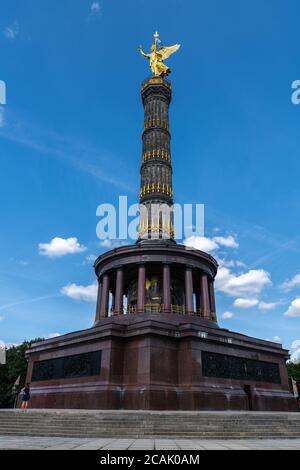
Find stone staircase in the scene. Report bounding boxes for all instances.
[0,410,300,439]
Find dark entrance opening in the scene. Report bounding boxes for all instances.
[244,385,253,411]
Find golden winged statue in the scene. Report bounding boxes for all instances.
[138,32,180,77]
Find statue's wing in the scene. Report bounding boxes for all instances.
[157,44,181,60]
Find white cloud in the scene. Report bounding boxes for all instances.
[233,298,259,309]
[217,258,246,269]
[284,298,300,317]
[217,259,235,268]
[0,316,4,322]
[290,340,300,362]
[215,267,271,298]
[84,254,97,264]
[99,239,127,250]
[291,340,300,350]
[46,333,61,339]
[258,301,280,311]
[221,311,234,320]
[90,2,102,16]
[213,235,239,249]
[280,274,300,291]
[0,107,5,127]
[39,237,87,258]
[233,298,280,311]
[184,236,219,253]
[19,260,29,266]
[184,234,238,254]
[100,239,114,249]
[61,282,98,302]
[265,336,282,344]
[3,20,19,40]
[184,234,271,301]
[0,340,20,350]
[235,261,246,267]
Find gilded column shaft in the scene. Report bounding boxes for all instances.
[139,78,174,241]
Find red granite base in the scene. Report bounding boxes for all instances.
[25,314,298,412]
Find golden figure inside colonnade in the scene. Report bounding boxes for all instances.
[138,31,180,77]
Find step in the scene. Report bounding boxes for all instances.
[1,431,300,440]
[0,410,299,439]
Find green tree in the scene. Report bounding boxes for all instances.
[0,339,44,408]
[287,362,300,382]
[287,361,300,396]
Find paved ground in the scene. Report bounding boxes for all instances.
[0,436,299,450]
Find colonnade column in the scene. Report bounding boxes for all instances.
[209,278,217,321]
[137,264,146,313]
[200,273,211,319]
[114,268,124,315]
[195,291,201,316]
[99,273,110,319]
[163,263,171,312]
[95,278,102,323]
[185,267,194,314]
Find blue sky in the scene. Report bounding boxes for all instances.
[0,0,300,360]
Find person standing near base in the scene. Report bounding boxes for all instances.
[20,383,31,410]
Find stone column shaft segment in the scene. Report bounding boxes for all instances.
[209,278,216,321]
[100,274,110,319]
[201,273,210,319]
[185,267,194,314]
[95,279,102,323]
[114,268,124,315]
[137,265,146,313]
[163,264,171,312]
